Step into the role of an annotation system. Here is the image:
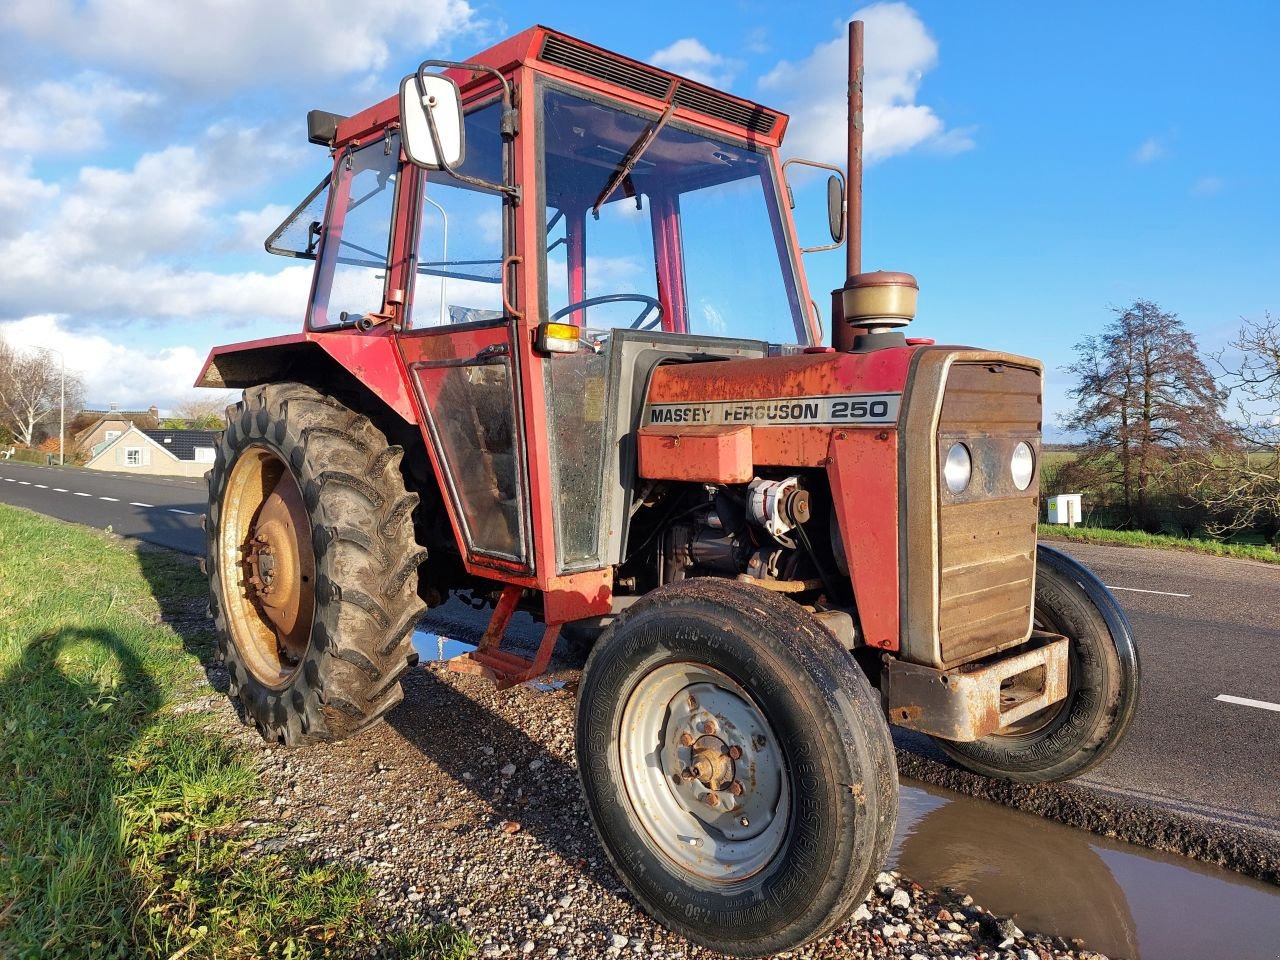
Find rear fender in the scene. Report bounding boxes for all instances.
[195,332,417,423]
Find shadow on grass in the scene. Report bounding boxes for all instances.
[0,625,158,954]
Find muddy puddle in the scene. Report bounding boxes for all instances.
[414,629,1280,959]
[891,781,1280,959]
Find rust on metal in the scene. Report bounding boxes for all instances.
[882,634,1069,741]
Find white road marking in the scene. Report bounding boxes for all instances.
[1104,584,1191,598]
[168,508,195,515]
[1215,694,1280,714]
[34,484,47,488]
[99,496,118,502]
[2,478,12,482]
[53,488,68,493]
[73,491,92,497]
[129,501,153,508]
[17,480,29,485]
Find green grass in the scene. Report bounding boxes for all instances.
[0,504,474,959]
[1039,522,1280,564]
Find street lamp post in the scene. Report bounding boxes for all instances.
[39,347,65,466]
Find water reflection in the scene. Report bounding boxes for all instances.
[412,628,476,663]
[892,782,1280,960]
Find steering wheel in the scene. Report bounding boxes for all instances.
[551,293,663,331]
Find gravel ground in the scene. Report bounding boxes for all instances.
[202,656,1118,960]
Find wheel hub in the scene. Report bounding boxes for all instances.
[619,664,789,883]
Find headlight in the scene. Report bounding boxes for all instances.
[1010,441,1035,491]
[943,442,971,493]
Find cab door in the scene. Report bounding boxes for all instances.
[394,98,533,573]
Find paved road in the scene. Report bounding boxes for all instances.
[2,462,1276,836]
[0,460,206,554]
[1049,540,1280,834]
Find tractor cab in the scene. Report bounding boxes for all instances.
[263,27,825,583]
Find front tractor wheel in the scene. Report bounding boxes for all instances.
[933,545,1140,783]
[576,579,897,957]
[207,382,426,746]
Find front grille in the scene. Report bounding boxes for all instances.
[935,363,1041,666]
[539,35,778,137]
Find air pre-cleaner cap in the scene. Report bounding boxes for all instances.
[841,271,919,329]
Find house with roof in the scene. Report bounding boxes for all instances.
[72,404,161,460]
[84,426,219,478]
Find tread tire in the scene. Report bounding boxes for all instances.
[207,382,426,746]
[576,578,897,957]
[932,544,1141,782]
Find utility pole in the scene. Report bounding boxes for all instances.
[39,346,65,465]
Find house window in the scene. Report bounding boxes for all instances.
[194,447,215,463]
[105,430,121,443]
[126,448,143,466]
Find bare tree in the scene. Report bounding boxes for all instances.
[1193,313,1280,543]
[1063,299,1228,524]
[161,392,234,429]
[0,336,86,447]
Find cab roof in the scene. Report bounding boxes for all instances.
[333,25,789,149]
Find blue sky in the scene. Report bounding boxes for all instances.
[0,0,1275,436]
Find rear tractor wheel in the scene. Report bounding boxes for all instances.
[576,578,897,957]
[206,382,426,745]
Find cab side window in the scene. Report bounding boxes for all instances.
[311,137,399,328]
[410,101,507,327]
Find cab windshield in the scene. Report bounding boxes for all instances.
[538,86,810,345]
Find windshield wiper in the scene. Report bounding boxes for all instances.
[592,101,675,219]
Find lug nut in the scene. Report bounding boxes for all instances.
[726,745,742,760]
[703,792,719,807]
[701,720,717,736]
[679,732,694,747]
[729,781,744,796]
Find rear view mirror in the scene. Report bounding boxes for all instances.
[827,175,846,244]
[399,72,464,170]
[781,158,847,254]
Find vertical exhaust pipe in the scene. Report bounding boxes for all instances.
[846,19,864,281]
[832,19,918,352]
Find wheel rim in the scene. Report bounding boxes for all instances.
[618,663,790,885]
[218,444,316,689]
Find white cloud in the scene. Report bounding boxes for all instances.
[650,38,741,89]
[0,314,240,412]
[0,162,59,237]
[1133,137,1165,164]
[234,204,293,253]
[0,120,316,324]
[1192,175,1225,196]
[2,0,479,91]
[0,73,158,154]
[759,3,972,164]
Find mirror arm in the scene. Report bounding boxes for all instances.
[413,60,521,203]
[781,157,847,253]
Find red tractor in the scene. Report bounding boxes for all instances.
[199,22,1139,956]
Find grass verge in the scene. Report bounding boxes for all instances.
[1039,522,1280,564]
[0,504,474,959]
